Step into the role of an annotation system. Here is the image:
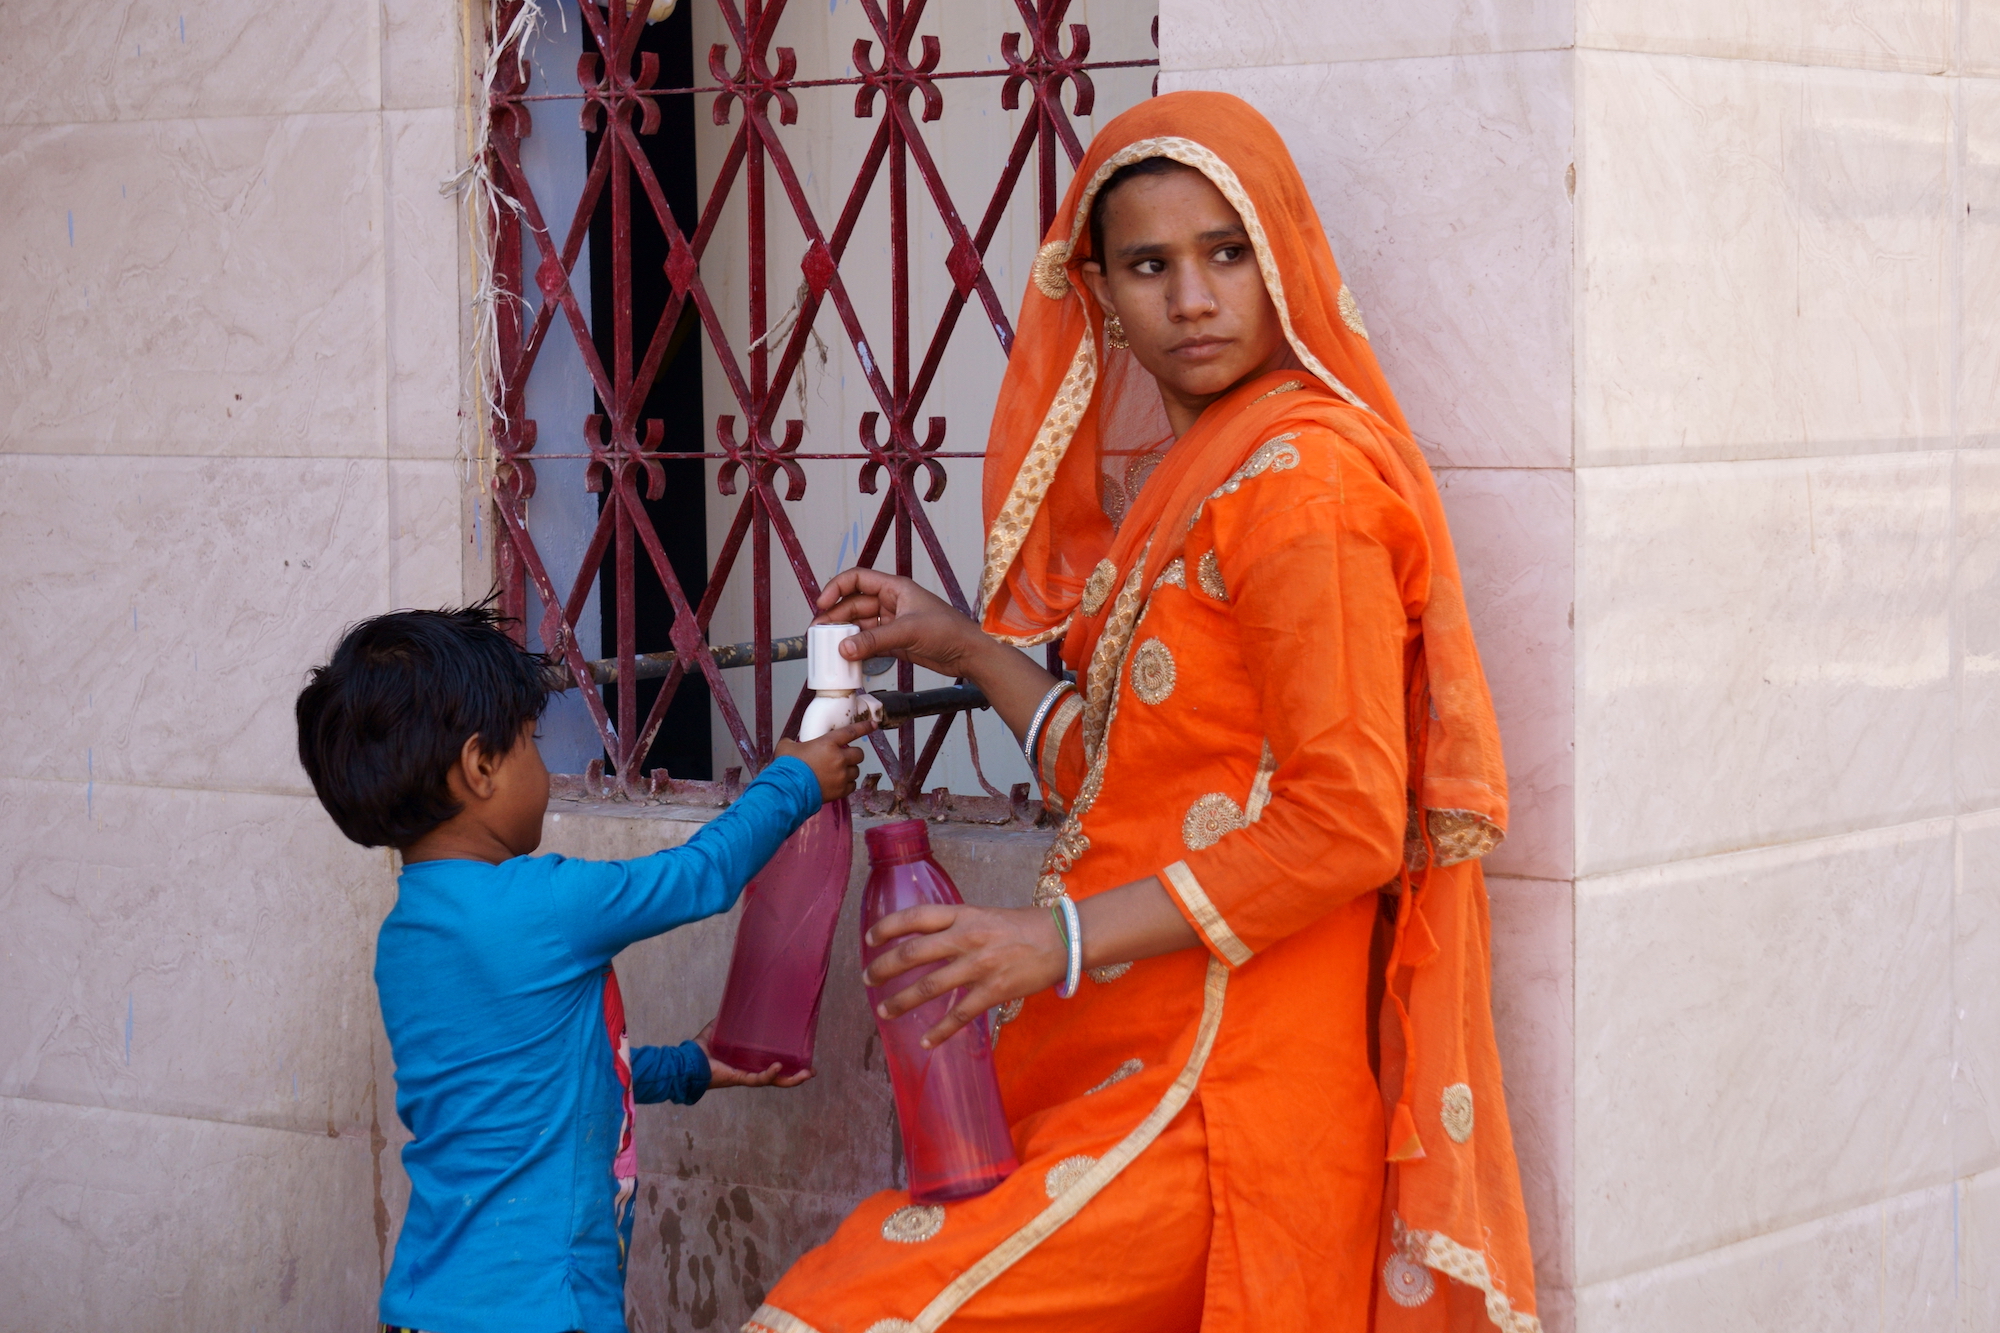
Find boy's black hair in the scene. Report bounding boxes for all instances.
[1085,155,1191,270]
[296,604,553,849]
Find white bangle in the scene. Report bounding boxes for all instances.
[1053,894,1083,999]
[1021,679,1075,767]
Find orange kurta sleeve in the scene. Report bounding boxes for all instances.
[1161,433,1430,964]
[1032,686,1087,813]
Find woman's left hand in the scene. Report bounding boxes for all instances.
[864,903,1069,1049]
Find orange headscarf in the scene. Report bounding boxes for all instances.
[978,92,1538,1332]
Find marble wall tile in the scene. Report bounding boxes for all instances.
[1971,11,2000,79]
[0,1094,383,1327]
[1163,52,1574,469]
[1578,0,1952,73]
[0,0,380,126]
[389,458,472,612]
[1572,1182,1959,1333]
[1961,1169,2000,1329]
[1486,876,1576,1297]
[1573,822,1954,1281]
[0,779,394,1137]
[1956,813,2000,1179]
[1958,453,2000,809]
[1961,79,2000,443]
[1576,52,1952,466]
[538,804,1048,1202]
[0,454,426,795]
[1156,0,1572,71]
[1438,468,1575,879]
[1576,453,1952,874]
[383,0,466,112]
[385,109,471,461]
[0,113,388,459]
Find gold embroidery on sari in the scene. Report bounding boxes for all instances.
[1400,1217,1545,1333]
[1129,638,1175,705]
[1196,550,1227,601]
[1087,962,1132,983]
[1441,1083,1474,1143]
[1161,861,1253,966]
[1252,378,1305,403]
[1153,556,1186,590]
[1182,793,1246,850]
[746,1306,824,1333]
[1080,558,1118,616]
[863,1323,920,1333]
[1032,240,1072,300]
[1429,808,1503,866]
[1043,1155,1097,1199]
[1337,284,1370,339]
[881,1205,945,1244]
[1245,740,1276,823]
[1085,1057,1144,1094]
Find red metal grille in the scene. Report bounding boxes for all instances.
[481,0,1155,806]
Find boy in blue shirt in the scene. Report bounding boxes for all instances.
[295,606,869,1333]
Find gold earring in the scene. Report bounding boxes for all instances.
[1105,313,1130,350]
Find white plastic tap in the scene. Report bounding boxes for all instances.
[799,624,885,741]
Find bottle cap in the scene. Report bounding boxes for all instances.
[864,818,931,865]
[806,623,865,691]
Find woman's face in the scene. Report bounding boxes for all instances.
[1079,166,1297,436]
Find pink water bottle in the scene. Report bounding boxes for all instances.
[861,819,1019,1202]
[709,626,881,1076]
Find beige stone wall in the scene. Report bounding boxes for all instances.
[0,0,472,1323]
[1162,0,2000,1328]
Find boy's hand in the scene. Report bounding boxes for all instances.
[775,718,873,803]
[695,1022,814,1090]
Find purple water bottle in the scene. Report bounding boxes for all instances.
[709,626,879,1076]
[861,819,1019,1202]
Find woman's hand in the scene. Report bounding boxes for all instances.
[816,567,1061,739]
[863,903,1068,1049]
[815,567,994,680]
[695,1021,814,1089]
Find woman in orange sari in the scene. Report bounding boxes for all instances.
[749,91,1538,1333]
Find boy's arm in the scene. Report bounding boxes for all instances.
[631,1041,712,1105]
[550,757,822,965]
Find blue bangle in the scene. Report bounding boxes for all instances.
[1053,894,1083,999]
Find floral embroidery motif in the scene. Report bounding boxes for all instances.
[1338,284,1370,339]
[1032,240,1072,300]
[1153,557,1186,591]
[1441,1083,1474,1143]
[1080,558,1118,616]
[1252,378,1305,403]
[1183,792,1247,851]
[864,1322,921,1333]
[990,996,1025,1048]
[1196,550,1227,601]
[881,1205,945,1244]
[1383,1250,1435,1308]
[1086,1057,1144,1094]
[1088,962,1132,984]
[1130,637,1175,705]
[1043,1154,1098,1199]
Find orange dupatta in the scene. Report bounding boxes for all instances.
[977,92,1538,1332]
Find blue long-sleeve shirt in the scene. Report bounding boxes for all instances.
[374,758,822,1333]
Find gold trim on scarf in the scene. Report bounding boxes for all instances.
[979,335,1099,616]
[1402,1221,1545,1333]
[1161,861,1253,966]
[908,959,1231,1330]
